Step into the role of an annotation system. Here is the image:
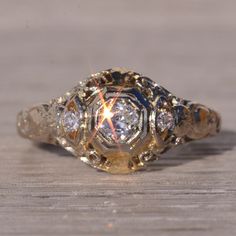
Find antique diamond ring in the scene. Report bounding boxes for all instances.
[17,68,221,174]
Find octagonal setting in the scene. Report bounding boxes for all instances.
[79,68,165,174]
[52,68,182,174]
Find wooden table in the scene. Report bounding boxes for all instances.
[0,1,236,235]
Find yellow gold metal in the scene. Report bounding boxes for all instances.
[17,68,221,174]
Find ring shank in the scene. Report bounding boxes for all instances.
[182,100,221,141]
[17,103,58,145]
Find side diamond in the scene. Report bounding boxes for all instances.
[156,111,175,131]
[62,111,81,132]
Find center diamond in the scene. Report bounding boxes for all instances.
[97,98,140,143]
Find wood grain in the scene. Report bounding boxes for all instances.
[0,1,236,235]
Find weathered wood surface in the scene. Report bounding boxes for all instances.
[0,1,236,235]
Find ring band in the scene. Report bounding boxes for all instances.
[17,68,221,174]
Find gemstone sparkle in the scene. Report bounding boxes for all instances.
[156,111,175,131]
[97,98,140,143]
[62,111,81,132]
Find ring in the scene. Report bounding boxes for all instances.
[17,68,221,174]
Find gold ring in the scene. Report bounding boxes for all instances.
[17,68,221,174]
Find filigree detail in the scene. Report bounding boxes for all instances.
[17,68,221,174]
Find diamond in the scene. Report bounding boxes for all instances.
[62,111,81,132]
[97,98,140,143]
[156,111,175,131]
